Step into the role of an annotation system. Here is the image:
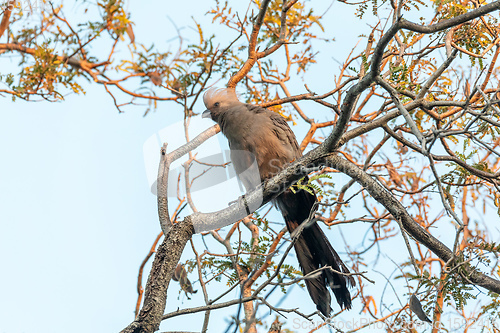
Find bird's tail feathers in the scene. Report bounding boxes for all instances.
[277,189,355,316]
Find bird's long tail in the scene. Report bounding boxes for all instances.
[276,188,355,316]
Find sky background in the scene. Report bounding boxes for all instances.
[1,1,499,332]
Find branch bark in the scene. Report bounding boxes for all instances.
[324,154,500,294]
[120,219,194,333]
[121,3,500,332]
[227,0,271,88]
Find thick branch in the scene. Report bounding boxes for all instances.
[324,154,500,293]
[322,18,402,152]
[120,220,194,333]
[400,1,500,33]
[322,1,500,152]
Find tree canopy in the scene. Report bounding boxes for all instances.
[2,0,500,332]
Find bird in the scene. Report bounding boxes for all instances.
[409,294,432,323]
[172,263,198,299]
[202,87,355,316]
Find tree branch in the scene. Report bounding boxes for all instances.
[121,3,500,332]
[121,220,194,333]
[0,1,15,39]
[227,0,271,88]
[324,154,500,294]
[400,1,500,33]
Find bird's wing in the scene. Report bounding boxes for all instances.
[246,104,301,159]
[269,112,301,158]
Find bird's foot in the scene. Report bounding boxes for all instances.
[228,194,251,215]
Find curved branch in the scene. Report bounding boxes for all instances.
[0,43,178,102]
[322,1,500,152]
[158,125,219,234]
[400,1,500,33]
[121,220,194,333]
[227,0,299,88]
[324,154,500,294]
[227,0,271,88]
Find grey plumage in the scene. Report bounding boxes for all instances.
[409,294,432,323]
[203,87,355,316]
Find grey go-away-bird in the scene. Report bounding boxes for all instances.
[202,88,355,316]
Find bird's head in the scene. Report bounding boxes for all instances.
[202,87,240,122]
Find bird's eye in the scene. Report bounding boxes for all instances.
[214,102,220,107]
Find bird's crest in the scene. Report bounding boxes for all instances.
[203,87,239,107]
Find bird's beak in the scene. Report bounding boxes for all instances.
[202,110,211,119]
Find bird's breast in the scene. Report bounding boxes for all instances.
[220,110,298,181]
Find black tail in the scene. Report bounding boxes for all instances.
[276,188,355,316]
